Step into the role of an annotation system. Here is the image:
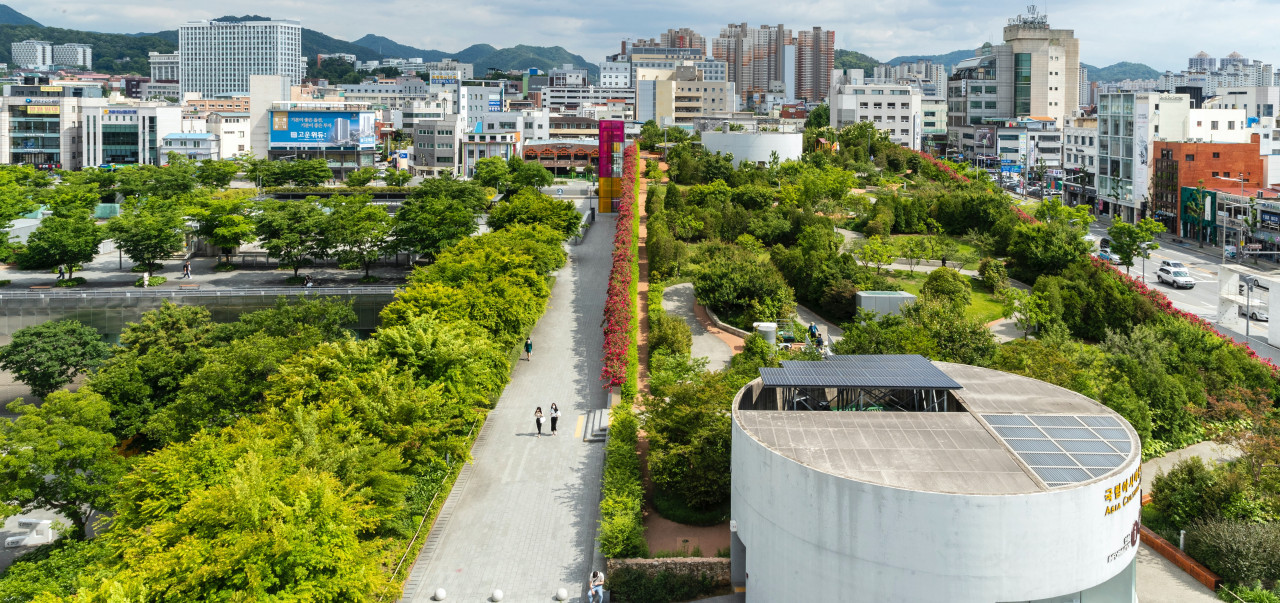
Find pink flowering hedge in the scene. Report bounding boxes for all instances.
[1089,256,1280,374]
[601,145,639,388]
[917,150,1035,224]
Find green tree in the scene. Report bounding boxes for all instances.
[1107,217,1165,275]
[104,198,187,285]
[285,158,334,186]
[394,195,478,260]
[320,194,394,278]
[921,266,972,310]
[254,197,324,276]
[901,236,927,272]
[383,168,413,187]
[472,156,511,188]
[805,104,830,130]
[1006,221,1091,278]
[854,235,895,274]
[188,194,256,263]
[194,159,240,189]
[510,160,554,191]
[487,189,582,238]
[998,287,1054,338]
[344,166,378,187]
[1189,180,1208,248]
[240,156,288,187]
[0,320,110,398]
[21,211,103,277]
[0,390,126,539]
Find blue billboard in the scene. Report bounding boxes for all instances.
[270,111,376,149]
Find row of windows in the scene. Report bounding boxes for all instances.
[858,102,910,109]
[416,142,454,149]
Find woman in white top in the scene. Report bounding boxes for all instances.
[534,407,544,437]
[549,403,560,436]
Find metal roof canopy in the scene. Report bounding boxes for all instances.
[768,355,963,390]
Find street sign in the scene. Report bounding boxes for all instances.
[557,188,563,195]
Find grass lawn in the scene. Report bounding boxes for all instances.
[886,269,1006,324]
[887,234,980,257]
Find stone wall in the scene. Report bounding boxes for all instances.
[605,557,731,586]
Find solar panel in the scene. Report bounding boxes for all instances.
[982,414,1136,488]
[765,355,963,389]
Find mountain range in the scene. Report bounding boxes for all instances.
[845,47,1162,83]
[350,35,599,79]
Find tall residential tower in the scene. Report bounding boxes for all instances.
[178,19,304,98]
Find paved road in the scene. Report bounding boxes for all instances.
[399,215,612,603]
[662,283,733,370]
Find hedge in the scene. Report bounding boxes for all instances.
[1184,518,1280,585]
[604,566,719,603]
[598,399,647,558]
[264,186,414,195]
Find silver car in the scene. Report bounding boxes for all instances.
[1239,306,1269,322]
[1156,266,1195,289]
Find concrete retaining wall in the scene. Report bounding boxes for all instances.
[703,306,750,339]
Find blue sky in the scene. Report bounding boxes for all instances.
[21,0,1269,71]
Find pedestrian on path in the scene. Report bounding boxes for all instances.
[589,571,605,603]
[534,407,544,437]
[182,261,191,279]
[524,337,533,361]
[808,322,818,340]
[549,403,560,436]
[56,266,65,280]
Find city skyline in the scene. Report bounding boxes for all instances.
[17,0,1273,72]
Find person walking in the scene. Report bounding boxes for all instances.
[524,337,533,361]
[56,265,65,280]
[549,403,560,436]
[534,407,544,437]
[589,570,605,603]
[182,261,191,279]
[808,322,819,341]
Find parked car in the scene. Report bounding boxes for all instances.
[1156,266,1196,289]
[1095,250,1121,264]
[1239,306,1269,321]
[1160,260,1186,270]
[1240,275,1271,294]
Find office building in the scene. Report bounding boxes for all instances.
[338,77,428,109]
[82,104,184,167]
[635,66,737,128]
[0,80,106,170]
[1002,8,1080,126]
[148,51,179,85]
[542,86,636,113]
[52,44,92,69]
[409,111,465,177]
[713,23,792,104]
[1152,137,1266,237]
[795,27,835,103]
[460,110,532,178]
[1079,66,1090,108]
[179,19,304,98]
[730,356,1142,603]
[1062,114,1099,207]
[829,69,923,150]
[265,100,377,177]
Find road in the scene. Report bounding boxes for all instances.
[1087,221,1280,362]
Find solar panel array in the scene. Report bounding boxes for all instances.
[764,355,963,389]
[983,414,1133,487]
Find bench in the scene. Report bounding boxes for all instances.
[29,285,51,289]
[178,284,201,288]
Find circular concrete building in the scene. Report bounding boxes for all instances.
[729,355,1142,603]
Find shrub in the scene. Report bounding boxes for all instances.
[0,279,9,286]
[650,313,692,357]
[920,266,971,309]
[599,401,647,558]
[1184,518,1280,585]
[978,257,1009,290]
[652,487,730,526]
[134,276,168,287]
[213,262,237,272]
[692,255,794,328]
[129,262,164,273]
[604,567,719,603]
[55,277,86,288]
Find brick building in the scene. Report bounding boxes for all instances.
[1152,135,1265,236]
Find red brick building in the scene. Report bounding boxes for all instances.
[1151,135,1265,234]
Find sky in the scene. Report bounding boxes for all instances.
[20,0,1275,71]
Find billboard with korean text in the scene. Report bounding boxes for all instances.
[270,111,376,149]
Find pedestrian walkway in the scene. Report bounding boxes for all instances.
[662,283,733,370]
[399,215,614,602]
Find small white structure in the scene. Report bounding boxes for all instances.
[4,519,54,548]
[700,131,802,166]
[731,356,1142,602]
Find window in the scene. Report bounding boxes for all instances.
[924,111,936,117]
[1186,154,1195,162]
[985,101,997,109]
[970,101,982,109]
[1213,152,1220,158]
[1228,121,1236,130]
[1211,121,1219,130]
[1212,171,1220,177]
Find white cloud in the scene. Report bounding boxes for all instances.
[19,0,1279,72]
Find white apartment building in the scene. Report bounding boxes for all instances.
[179,19,304,98]
[52,44,92,69]
[829,69,923,150]
[542,86,637,112]
[161,132,219,161]
[600,60,631,88]
[11,40,52,69]
[636,69,737,128]
[461,111,531,178]
[460,82,505,129]
[208,111,250,157]
[149,52,180,82]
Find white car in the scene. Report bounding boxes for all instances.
[1160,260,1186,270]
[1156,266,1195,289]
[1239,306,1270,322]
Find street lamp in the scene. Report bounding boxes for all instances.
[1244,279,1255,342]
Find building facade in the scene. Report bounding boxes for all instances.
[265,101,377,177]
[795,27,835,103]
[161,132,219,161]
[179,19,304,98]
[207,111,250,157]
[11,40,51,70]
[82,104,183,167]
[52,44,92,69]
[712,23,792,104]
[1152,137,1266,236]
[409,112,465,177]
[829,69,923,150]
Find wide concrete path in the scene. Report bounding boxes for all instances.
[400,215,614,602]
[662,283,733,370]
